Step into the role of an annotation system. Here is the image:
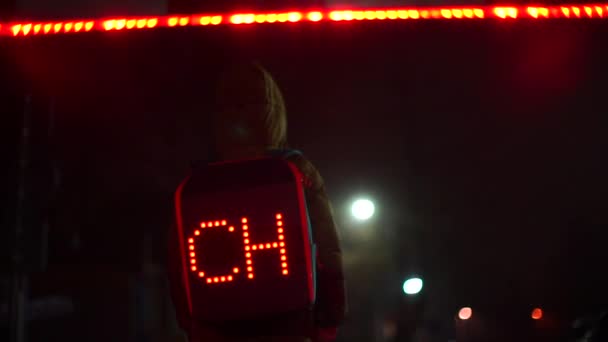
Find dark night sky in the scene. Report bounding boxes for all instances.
[3,16,608,341]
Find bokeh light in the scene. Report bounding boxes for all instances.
[458,307,473,320]
[402,277,424,295]
[531,307,543,320]
[351,198,375,220]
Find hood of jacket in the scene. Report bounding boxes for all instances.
[212,62,288,160]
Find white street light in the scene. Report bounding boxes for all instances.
[351,198,375,221]
[402,277,423,295]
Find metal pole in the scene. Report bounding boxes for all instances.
[9,94,33,342]
[8,275,27,342]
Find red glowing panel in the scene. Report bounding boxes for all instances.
[531,308,543,320]
[172,157,322,321]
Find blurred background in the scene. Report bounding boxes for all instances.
[1,0,608,341]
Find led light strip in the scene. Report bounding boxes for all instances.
[2,4,608,37]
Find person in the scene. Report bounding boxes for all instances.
[168,62,346,342]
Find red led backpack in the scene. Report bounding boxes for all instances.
[170,152,317,325]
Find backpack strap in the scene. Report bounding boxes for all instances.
[268,148,317,305]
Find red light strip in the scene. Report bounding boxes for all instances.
[3,4,608,37]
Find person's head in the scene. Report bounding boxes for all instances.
[212,62,288,161]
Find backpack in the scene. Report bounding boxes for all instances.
[172,150,317,324]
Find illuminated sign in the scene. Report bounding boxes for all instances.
[187,214,290,284]
[3,4,608,37]
[174,157,315,322]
